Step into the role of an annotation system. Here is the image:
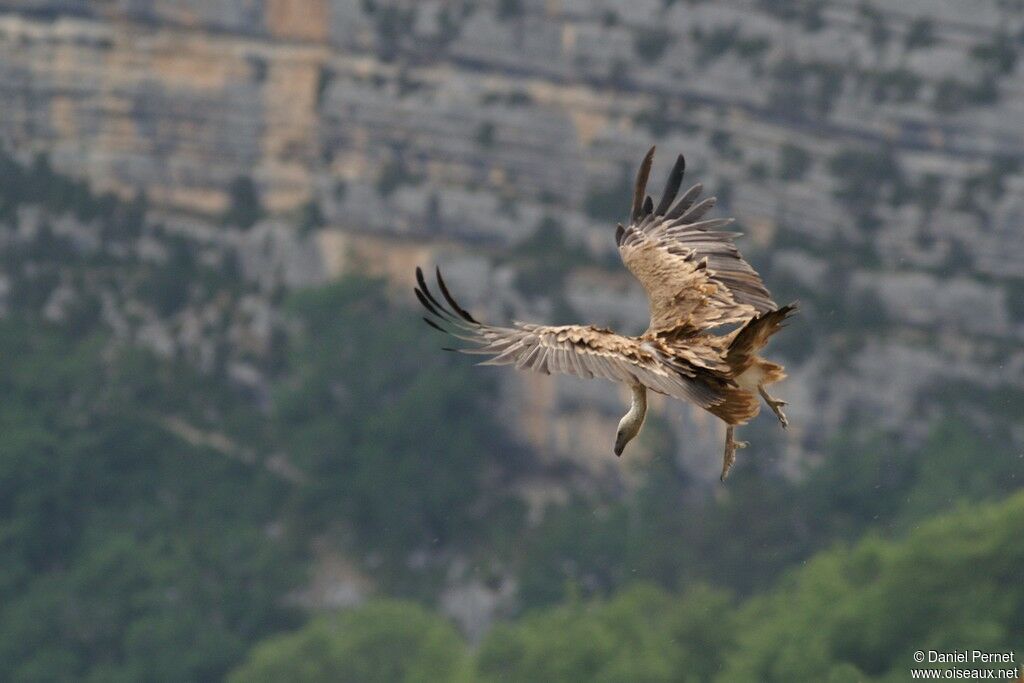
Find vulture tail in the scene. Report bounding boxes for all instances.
[725,304,798,378]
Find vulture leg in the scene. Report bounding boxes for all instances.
[720,425,748,482]
[758,386,788,429]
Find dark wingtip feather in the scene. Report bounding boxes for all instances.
[631,145,656,222]
[615,223,625,246]
[665,182,703,220]
[422,317,449,333]
[414,287,448,319]
[415,266,448,313]
[655,153,686,216]
[642,195,653,216]
[435,267,479,325]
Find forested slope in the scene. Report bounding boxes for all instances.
[1,153,1021,680]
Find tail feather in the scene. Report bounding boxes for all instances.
[707,384,761,425]
[726,303,797,374]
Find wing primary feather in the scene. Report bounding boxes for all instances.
[422,317,449,334]
[615,223,625,246]
[416,267,449,314]
[600,355,621,381]
[534,346,550,374]
[631,145,656,222]
[672,217,735,233]
[577,351,596,378]
[664,183,703,220]
[676,197,717,225]
[435,267,480,324]
[585,353,606,379]
[654,154,685,216]
[642,195,653,216]
[555,348,569,375]
[564,348,578,376]
[414,287,452,320]
[479,342,526,366]
[568,345,588,377]
[516,343,542,370]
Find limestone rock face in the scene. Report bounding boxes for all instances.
[3,1,1024,484]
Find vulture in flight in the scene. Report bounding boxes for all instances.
[415,147,795,481]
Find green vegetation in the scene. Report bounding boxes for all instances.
[721,491,1024,681]
[3,138,1022,682]
[377,158,422,197]
[497,0,523,21]
[828,147,906,228]
[933,76,999,113]
[228,601,472,683]
[477,583,733,683]
[371,5,417,59]
[769,58,846,117]
[777,143,812,181]
[226,492,1024,681]
[222,176,264,230]
[297,199,326,236]
[0,272,526,677]
[969,33,1018,76]
[859,2,889,49]
[476,121,497,148]
[748,161,769,182]
[271,279,525,579]
[904,17,936,51]
[688,24,772,65]
[757,0,825,31]
[692,25,740,65]
[709,129,740,160]
[0,319,304,681]
[584,167,634,223]
[865,68,922,104]
[0,150,531,676]
[513,401,1019,609]
[0,150,124,229]
[505,215,596,321]
[634,28,673,64]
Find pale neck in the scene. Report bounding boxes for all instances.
[623,383,647,433]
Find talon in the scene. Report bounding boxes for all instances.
[720,453,735,482]
[721,426,746,482]
[759,388,789,430]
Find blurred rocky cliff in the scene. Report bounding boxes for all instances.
[2,0,1023,484]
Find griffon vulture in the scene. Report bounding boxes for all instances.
[415,147,795,481]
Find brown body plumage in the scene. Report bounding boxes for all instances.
[416,147,796,480]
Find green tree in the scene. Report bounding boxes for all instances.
[273,278,526,579]
[720,491,1024,681]
[222,176,264,229]
[904,17,935,51]
[0,320,302,681]
[477,583,734,683]
[297,199,325,236]
[777,143,812,181]
[229,601,471,683]
[828,147,905,228]
[634,28,673,64]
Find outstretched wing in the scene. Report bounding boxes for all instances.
[414,267,725,409]
[617,147,776,334]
